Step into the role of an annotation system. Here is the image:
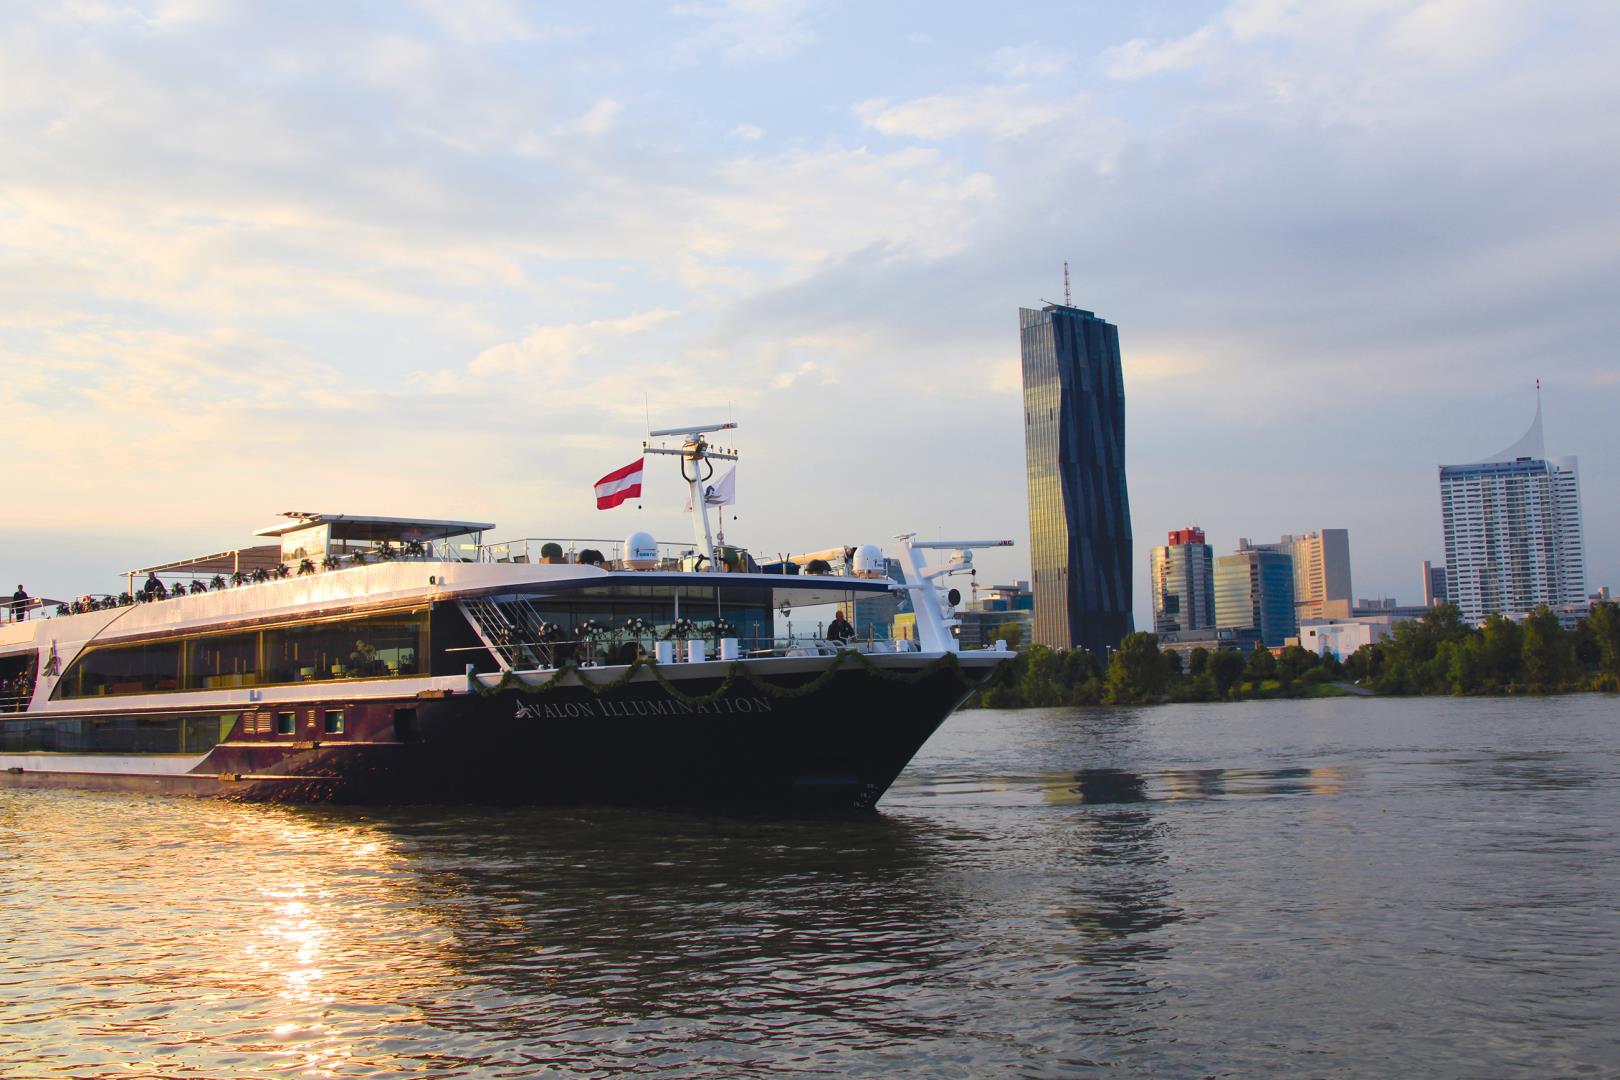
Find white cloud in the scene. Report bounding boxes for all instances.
[1102,25,1218,79]
[409,0,543,44]
[987,43,1068,80]
[672,0,819,60]
[466,308,680,379]
[576,97,623,135]
[730,123,764,140]
[857,87,1082,141]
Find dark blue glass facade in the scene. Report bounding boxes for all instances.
[1020,304,1133,656]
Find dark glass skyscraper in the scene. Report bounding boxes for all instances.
[1019,304,1133,656]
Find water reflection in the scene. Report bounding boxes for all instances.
[7,695,1615,1078]
[352,809,976,1059]
[1038,765,1352,804]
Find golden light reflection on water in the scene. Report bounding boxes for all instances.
[227,809,460,1078]
[0,794,463,1078]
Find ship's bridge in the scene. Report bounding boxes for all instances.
[253,512,497,565]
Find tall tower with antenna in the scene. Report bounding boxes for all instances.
[1062,261,1071,306]
[1018,289,1133,655]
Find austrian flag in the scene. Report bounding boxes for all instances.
[593,458,644,509]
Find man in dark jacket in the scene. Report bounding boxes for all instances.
[826,610,855,644]
[10,585,28,621]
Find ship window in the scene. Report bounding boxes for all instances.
[275,711,296,735]
[323,709,345,734]
[52,608,428,700]
[186,633,258,690]
[263,612,424,684]
[0,713,227,754]
[68,640,182,697]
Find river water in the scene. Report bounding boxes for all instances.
[2,696,1616,1077]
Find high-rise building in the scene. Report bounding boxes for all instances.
[1245,530,1352,621]
[1440,397,1585,624]
[1152,527,1215,635]
[1214,548,1297,648]
[1421,560,1448,607]
[1020,302,1132,656]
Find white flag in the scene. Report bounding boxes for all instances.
[685,466,736,511]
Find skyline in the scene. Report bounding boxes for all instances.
[2,1,1616,628]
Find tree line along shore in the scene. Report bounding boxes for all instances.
[969,602,1620,708]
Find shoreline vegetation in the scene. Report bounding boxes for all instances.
[968,602,1620,708]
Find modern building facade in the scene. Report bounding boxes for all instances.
[1439,399,1585,624]
[1421,560,1448,607]
[1020,303,1133,657]
[1214,548,1297,648]
[958,581,1035,650]
[1152,527,1216,636]
[1244,530,1352,621]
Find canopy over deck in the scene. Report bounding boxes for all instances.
[253,513,496,544]
[128,545,285,579]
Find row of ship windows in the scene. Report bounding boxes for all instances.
[0,709,343,754]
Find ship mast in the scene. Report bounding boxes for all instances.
[644,421,738,572]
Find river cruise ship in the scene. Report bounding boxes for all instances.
[0,425,1014,809]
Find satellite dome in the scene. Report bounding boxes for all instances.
[624,531,659,570]
[853,543,886,578]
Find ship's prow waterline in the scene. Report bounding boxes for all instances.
[1,425,1016,811]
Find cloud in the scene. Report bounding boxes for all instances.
[465,308,680,380]
[987,43,1068,80]
[730,123,764,140]
[575,97,623,135]
[856,86,1093,142]
[672,0,819,60]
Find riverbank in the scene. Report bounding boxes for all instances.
[970,602,1620,708]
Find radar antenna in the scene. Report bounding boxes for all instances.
[643,421,739,572]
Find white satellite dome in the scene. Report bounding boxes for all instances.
[853,543,887,579]
[624,531,659,570]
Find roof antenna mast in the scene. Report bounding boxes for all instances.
[1063,260,1071,307]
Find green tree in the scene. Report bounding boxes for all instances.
[1187,647,1210,677]
[1106,632,1169,703]
[1208,649,1247,698]
[1476,615,1523,690]
[1445,636,1484,694]
[1403,603,1472,661]
[1244,643,1277,682]
[1343,643,1382,683]
[1018,644,1064,706]
[1278,644,1319,682]
[989,622,1024,649]
[1587,602,1620,677]
[1521,606,1574,690]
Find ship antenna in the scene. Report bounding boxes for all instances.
[1063,261,1071,307]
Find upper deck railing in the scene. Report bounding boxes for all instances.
[0,533,865,626]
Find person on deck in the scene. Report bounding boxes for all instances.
[143,573,164,598]
[11,585,28,621]
[826,610,855,644]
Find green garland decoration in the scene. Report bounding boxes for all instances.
[467,648,979,707]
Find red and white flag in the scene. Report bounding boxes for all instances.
[594,458,644,509]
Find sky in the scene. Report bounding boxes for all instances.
[2,0,1617,626]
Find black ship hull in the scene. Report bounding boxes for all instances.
[1,655,999,812]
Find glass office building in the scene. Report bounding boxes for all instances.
[1020,304,1133,656]
[1153,527,1216,635]
[1214,549,1297,648]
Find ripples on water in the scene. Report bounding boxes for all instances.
[2,696,1616,1077]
